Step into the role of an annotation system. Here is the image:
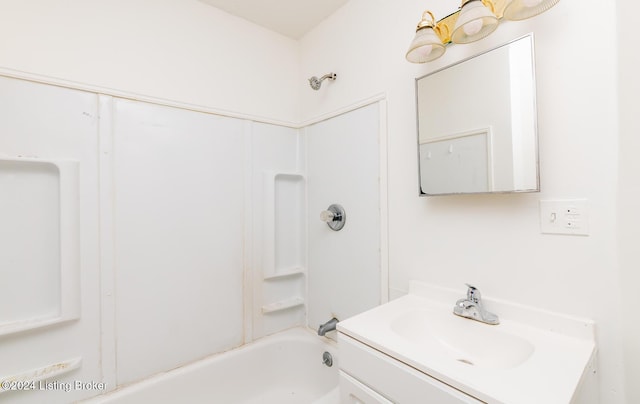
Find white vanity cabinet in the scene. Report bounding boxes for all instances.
[338,333,482,403]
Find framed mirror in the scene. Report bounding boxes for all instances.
[416,34,539,196]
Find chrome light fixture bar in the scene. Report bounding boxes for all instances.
[406,0,559,63]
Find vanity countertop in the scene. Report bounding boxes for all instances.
[337,281,596,404]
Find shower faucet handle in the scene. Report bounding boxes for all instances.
[320,210,336,222]
[320,204,346,231]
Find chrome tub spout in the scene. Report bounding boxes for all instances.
[317,318,339,336]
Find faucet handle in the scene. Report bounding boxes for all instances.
[465,283,480,303]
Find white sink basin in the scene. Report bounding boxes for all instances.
[337,281,596,404]
[390,309,534,370]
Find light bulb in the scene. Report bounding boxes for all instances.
[463,19,483,36]
[418,45,433,57]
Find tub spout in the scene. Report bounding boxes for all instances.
[317,318,339,336]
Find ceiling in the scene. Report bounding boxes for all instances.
[198,0,350,39]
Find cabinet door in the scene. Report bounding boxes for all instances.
[340,371,393,404]
[339,334,484,403]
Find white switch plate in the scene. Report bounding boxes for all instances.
[540,199,589,236]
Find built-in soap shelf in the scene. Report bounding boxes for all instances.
[260,171,306,331]
[263,267,305,281]
[261,297,305,314]
[262,269,305,314]
[263,171,306,279]
[0,357,82,394]
[0,156,80,336]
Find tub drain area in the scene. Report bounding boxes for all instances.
[322,351,333,367]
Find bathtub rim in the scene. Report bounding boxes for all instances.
[79,326,337,403]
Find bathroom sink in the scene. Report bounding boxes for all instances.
[337,281,597,404]
[390,309,534,369]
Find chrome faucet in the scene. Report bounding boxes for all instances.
[317,318,339,336]
[453,284,499,325]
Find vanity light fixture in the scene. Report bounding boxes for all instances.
[451,0,499,44]
[406,11,446,63]
[503,0,560,20]
[406,0,560,63]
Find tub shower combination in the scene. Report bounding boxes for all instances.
[1,73,381,404]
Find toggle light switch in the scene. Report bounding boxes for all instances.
[540,199,589,236]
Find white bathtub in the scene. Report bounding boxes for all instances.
[82,328,339,404]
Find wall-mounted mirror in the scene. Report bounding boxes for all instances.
[416,34,539,196]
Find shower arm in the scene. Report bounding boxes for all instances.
[318,73,337,82]
[308,72,337,90]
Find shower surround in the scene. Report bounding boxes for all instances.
[0,73,383,403]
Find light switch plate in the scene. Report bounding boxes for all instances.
[540,199,589,236]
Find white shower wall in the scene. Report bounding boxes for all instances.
[0,1,387,401]
[249,122,306,339]
[306,102,384,332]
[111,99,247,384]
[0,76,102,404]
[108,100,309,386]
[0,3,311,399]
[0,75,307,403]
[0,75,387,404]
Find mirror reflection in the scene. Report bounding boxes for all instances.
[416,34,539,196]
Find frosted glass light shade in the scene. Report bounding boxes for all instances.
[503,0,560,21]
[406,27,446,63]
[451,0,499,44]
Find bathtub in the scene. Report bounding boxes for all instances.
[82,327,339,404]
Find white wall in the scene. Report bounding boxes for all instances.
[0,1,321,400]
[0,0,300,125]
[0,75,308,402]
[250,122,306,339]
[0,77,101,404]
[111,99,246,385]
[306,102,382,334]
[617,1,640,403]
[0,2,306,396]
[300,0,626,402]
